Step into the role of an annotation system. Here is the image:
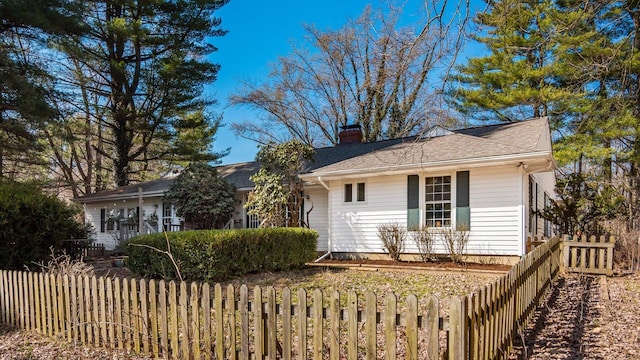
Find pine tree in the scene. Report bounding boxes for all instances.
[454,0,640,230]
[449,0,579,123]
[59,0,229,187]
[0,0,83,178]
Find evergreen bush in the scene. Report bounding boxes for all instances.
[0,180,88,270]
[125,228,317,281]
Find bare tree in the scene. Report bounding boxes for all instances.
[230,2,470,146]
[43,57,111,198]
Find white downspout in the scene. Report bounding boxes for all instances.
[314,176,332,262]
[518,163,527,257]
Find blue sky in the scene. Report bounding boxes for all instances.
[208,0,484,165]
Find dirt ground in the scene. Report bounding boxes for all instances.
[0,266,638,359]
[509,272,640,360]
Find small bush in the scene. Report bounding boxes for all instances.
[440,225,470,264]
[33,248,95,278]
[125,228,317,282]
[163,163,236,229]
[378,222,406,261]
[410,227,437,262]
[608,221,639,272]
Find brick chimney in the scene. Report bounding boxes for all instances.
[338,124,362,145]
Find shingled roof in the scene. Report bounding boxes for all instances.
[75,162,261,203]
[301,117,553,177]
[75,117,552,203]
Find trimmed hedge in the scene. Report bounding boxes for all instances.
[125,228,317,281]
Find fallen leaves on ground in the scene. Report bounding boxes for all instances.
[509,272,640,360]
[1,268,638,359]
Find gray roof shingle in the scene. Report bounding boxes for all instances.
[301,117,551,176]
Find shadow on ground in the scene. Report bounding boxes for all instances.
[509,275,602,360]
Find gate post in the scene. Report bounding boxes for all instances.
[560,234,570,273]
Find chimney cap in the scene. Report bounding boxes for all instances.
[340,124,361,131]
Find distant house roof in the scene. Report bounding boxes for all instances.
[75,117,553,203]
[74,177,175,203]
[74,162,261,203]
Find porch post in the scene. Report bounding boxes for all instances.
[138,187,144,234]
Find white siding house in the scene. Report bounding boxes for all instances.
[300,117,557,261]
[76,118,557,259]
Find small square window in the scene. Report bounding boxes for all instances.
[357,183,365,202]
[344,184,353,202]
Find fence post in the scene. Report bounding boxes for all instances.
[449,296,468,360]
[607,236,616,276]
[561,234,570,272]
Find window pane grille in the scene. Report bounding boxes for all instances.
[425,176,451,227]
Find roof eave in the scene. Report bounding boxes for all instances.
[74,190,167,204]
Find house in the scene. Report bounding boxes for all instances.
[75,117,556,261]
[73,162,260,250]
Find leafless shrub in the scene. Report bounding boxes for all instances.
[410,227,437,262]
[378,222,406,261]
[608,221,640,272]
[439,225,470,264]
[32,248,95,278]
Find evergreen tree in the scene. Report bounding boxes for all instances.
[58,0,229,187]
[0,0,84,178]
[449,0,578,123]
[164,163,236,230]
[453,0,640,232]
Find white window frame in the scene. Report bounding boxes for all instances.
[162,202,182,232]
[343,181,367,204]
[424,174,453,228]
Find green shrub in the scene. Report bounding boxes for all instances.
[0,180,88,270]
[125,228,317,281]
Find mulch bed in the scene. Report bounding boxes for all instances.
[317,258,513,272]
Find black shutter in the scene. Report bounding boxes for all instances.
[407,175,420,229]
[456,171,470,229]
[100,209,106,233]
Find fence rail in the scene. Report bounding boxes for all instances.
[0,234,610,359]
[61,240,105,259]
[562,234,615,275]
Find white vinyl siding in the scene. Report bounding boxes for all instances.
[306,187,329,252]
[468,166,522,255]
[331,176,406,253]
[327,166,525,256]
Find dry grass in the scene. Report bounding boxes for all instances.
[28,249,95,278]
[220,267,502,313]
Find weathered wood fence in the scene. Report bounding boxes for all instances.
[562,234,616,275]
[0,235,612,359]
[455,236,562,360]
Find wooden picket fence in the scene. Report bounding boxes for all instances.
[561,234,616,275]
[0,234,610,359]
[456,236,563,360]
